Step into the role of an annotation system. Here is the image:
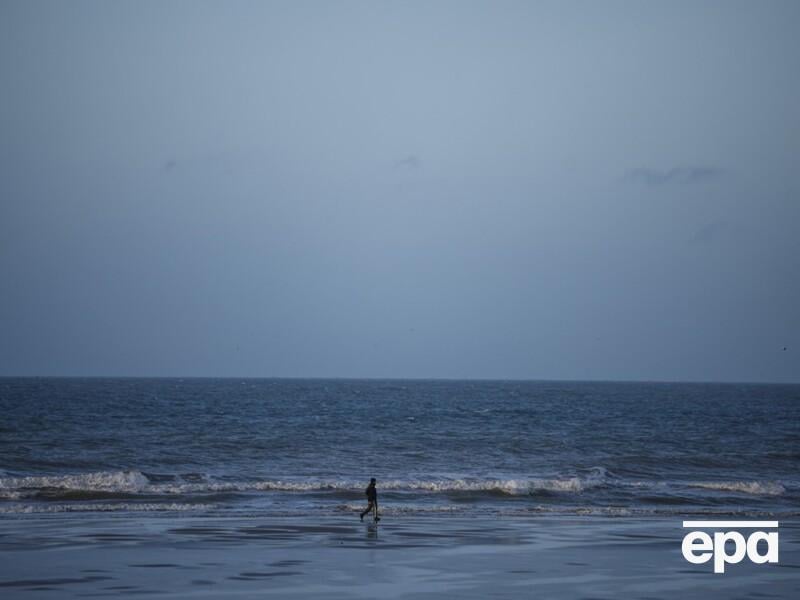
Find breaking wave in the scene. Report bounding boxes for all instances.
[0,469,791,513]
[0,502,216,514]
[0,469,611,499]
[686,481,786,496]
[0,471,149,494]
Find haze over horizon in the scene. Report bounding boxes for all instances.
[1,1,798,383]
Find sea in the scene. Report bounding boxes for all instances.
[1,378,798,520]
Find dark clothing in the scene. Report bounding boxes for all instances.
[360,481,379,521]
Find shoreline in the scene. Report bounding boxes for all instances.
[1,513,797,598]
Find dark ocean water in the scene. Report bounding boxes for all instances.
[1,378,798,518]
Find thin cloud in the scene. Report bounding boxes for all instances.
[395,155,421,169]
[690,221,726,244]
[624,166,725,186]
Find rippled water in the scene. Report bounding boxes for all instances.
[1,378,798,517]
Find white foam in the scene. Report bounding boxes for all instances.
[337,503,464,514]
[509,505,797,518]
[394,477,589,494]
[0,470,609,496]
[0,470,149,492]
[687,481,786,496]
[0,502,216,514]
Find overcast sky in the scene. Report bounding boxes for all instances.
[1,1,798,382]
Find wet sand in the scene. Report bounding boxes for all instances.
[0,514,797,598]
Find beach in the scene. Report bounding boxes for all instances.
[2,513,798,598]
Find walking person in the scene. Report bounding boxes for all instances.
[360,478,380,522]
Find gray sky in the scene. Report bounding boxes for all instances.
[1,1,798,382]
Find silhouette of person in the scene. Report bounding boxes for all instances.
[360,478,380,522]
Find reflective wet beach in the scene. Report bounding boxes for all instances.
[2,514,798,598]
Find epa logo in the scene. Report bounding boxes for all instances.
[682,521,779,573]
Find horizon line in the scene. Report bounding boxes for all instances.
[0,374,798,386]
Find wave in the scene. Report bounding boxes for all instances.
[0,502,216,514]
[377,475,605,494]
[0,470,149,493]
[4,502,794,519]
[0,470,609,499]
[0,470,790,505]
[512,505,800,518]
[686,481,786,496]
[336,503,465,514]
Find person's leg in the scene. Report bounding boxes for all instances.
[373,500,379,522]
[360,502,373,521]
